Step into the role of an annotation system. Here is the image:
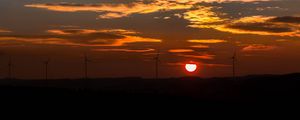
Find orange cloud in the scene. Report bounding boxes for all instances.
[0,29,161,47]
[183,6,226,29]
[98,29,138,35]
[98,13,128,19]
[47,29,98,35]
[0,36,160,47]
[183,8,300,38]
[93,48,155,53]
[276,39,289,42]
[188,39,227,43]
[171,0,271,3]
[177,53,215,60]
[48,29,138,36]
[25,1,192,19]
[215,16,300,37]
[190,45,210,48]
[47,29,161,46]
[242,44,277,52]
[0,29,11,33]
[47,30,71,35]
[0,37,76,46]
[107,36,161,47]
[168,49,194,53]
[25,0,270,19]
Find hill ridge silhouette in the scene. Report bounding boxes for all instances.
[1,73,300,104]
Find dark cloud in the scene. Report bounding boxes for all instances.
[268,16,300,24]
[0,29,161,47]
[226,22,293,33]
[0,30,124,45]
[48,29,125,44]
[217,16,300,37]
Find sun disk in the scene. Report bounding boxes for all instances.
[185,63,197,72]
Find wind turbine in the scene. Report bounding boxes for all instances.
[84,53,91,80]
[8,57,12,80]
[154,50,160,80]
[231,49,237,80]
[43,58,50,80]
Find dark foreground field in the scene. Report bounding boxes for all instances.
[1,73,300,106]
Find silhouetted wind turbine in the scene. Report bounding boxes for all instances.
[43,58,50,80]
[154,50,160,80]
[232,50,237,80]
[84,53,91,80]
[8,57,12,79]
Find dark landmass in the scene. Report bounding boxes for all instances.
[1,73,300,106]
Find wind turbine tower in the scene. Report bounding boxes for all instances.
[8,57,12,80]
[232,50,237,80]
[154,50,160,80]
[44,58,50,80]
[84,53,91,80]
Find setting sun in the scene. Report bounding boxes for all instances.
[185,63,197,73]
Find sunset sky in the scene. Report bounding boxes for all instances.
[1,0,300,79]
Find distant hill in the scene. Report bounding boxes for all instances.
[1,73,300,105]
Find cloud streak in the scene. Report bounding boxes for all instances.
[168,49,195,53]
[183,6,226,29]
[242,44,277,52]
[216,16,300,37]
[177,53,215,60]
[25,0,273,19]
[188,39,227,43]
[25,1,193,19]
[0,29,161,47]
[190,45,210,48]
[93,48,155,53]
[0,29,11,33]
